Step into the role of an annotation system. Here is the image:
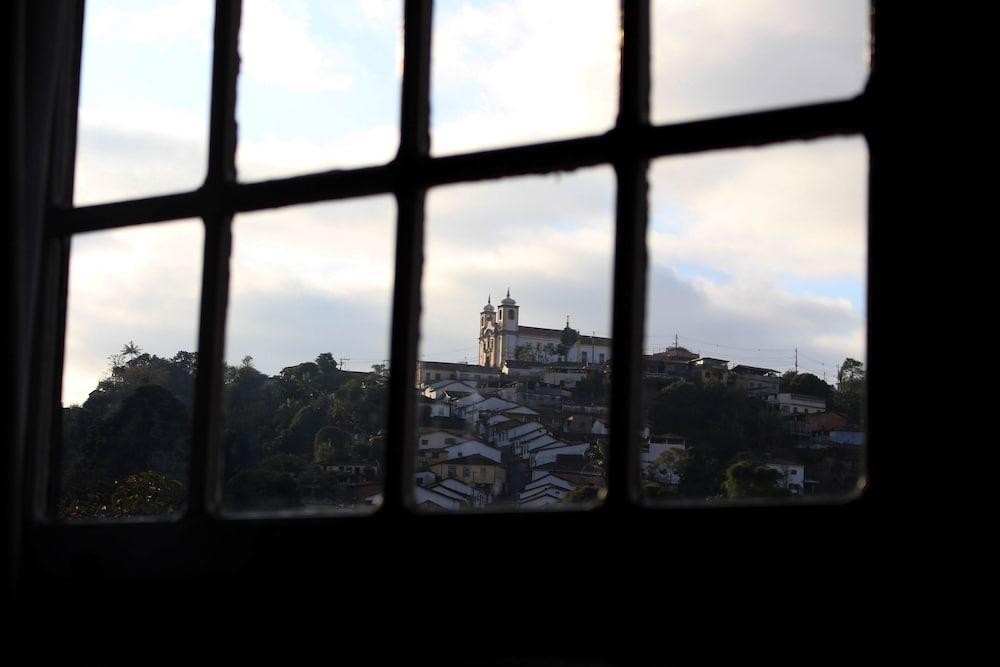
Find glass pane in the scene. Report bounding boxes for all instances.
[652,0,869,124]
[641,137,867,505]
[417,167,615,511]
[74,0,214,205]
[222,196,395,514]
[236,0,402,181]
[60,221,204,519]
[431,0,619,155]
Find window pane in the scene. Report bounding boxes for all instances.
[222,197,395,514]
[236,0,402,181]
[74,0,214,205]
[652,0,869,124]
[60,220,204,519]
[640,137,867,505]
[431,0,619,155]
[417,167,614,511]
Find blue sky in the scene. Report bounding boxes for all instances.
[63,0,870,405]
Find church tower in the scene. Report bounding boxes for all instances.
[496,288,520,364]
[478,295,497,367]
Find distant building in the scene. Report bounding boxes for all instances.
[643,345,698,380]
[690,357,730,385]
[731,365,781,397]
[765,460,806,495]
[768,392,827,416]
[429,454,507,496]
[417,360,498,386]
[478,291,611,367]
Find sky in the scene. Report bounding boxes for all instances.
[62,0,870,405]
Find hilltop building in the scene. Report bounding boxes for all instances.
[478,290,611,368]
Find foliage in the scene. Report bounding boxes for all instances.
[62,344,388,517]
[586,439,609,469]
[722,460,789,498]
[832,358,866,425]
[62,470,185,519]
[781,372,832,400]
[562,485,602,504]
[223,468,301,511]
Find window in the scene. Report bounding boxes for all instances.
[10,1,883,637]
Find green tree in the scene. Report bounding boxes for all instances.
[562,485,602,504]
[62,470,185,519]
[722,460,789,498]
[223,468,301,511]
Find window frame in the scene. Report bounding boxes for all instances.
[16,0,885,590]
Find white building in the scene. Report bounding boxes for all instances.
[767,393,827,415]
[765,460,806,495]
[478,291,611,368]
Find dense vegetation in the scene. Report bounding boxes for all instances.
[640,361,865,502]
[61,345,387,517]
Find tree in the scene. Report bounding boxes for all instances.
[121,340,143,360]
[223,468,301,511]
[562,485,602,504]
[781,372,832,400]
[837,358,865,385]
[722,460,789,498]
[833,358,865,425]
[61,470,185,519]
[586,439,609,469]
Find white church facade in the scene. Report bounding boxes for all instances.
[478,291,611,368]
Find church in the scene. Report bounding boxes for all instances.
[478,290,612,368]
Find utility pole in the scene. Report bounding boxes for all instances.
[794,348,798,374]
[339,357,350,371]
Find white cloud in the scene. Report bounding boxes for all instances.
[87,0,214,49]
[431,0,619,154]
[649,138,868,283]
[240,0,354,93]
[236,124,399,180]
[62,221,204,405]
[652,0,869,122]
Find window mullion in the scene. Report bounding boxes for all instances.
[188,0,241,518]
[607,0,651,509]
[383,0,433,513]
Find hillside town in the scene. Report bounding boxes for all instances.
[403,292,865,510]
[57,292,864,518]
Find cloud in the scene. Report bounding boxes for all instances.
[86,0,214,49]
[63,2,869,401]
[62,221,204,405]
[240,0,354,93]
[651,0,869,122]
[430,0,619,154]
[649,137,868,283]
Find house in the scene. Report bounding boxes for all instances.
[643,344,698,380]
[416,394,452,419]
[765,460,806,495]
[768,392,827,415]
[443,439,502,463]
[413,485,464,511]
[730,365,781,397]
[428,454,507,496]
[417,428,466,450]
[431,477,493,507]
[416,360,500,387]
[690,357,730,385]
[638,434,688,485]
[422,379,478,399]
[531,440,592,466]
